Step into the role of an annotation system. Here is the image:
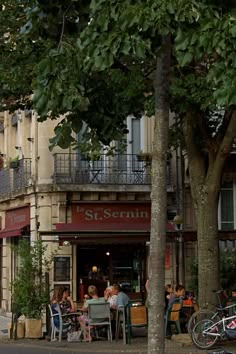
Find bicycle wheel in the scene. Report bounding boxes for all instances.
[191,318,218,350]
[187,310,219,335]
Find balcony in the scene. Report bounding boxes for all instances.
[0,158,32,198]
[53,153,172,187]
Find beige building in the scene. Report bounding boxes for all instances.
[0,110,196,313]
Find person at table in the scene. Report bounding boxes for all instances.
[104,286,117,308]
[61,287,76,313]
[79,285,106,341]
[51,286,77,330]
[165,284,174,311]
[168,284,185,307]
[168,284,188,332]
[111,284,129,309]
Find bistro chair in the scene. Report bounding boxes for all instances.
[115,305,127,344]
[48,304,69,342]
[164,298,183,337]
[126,302,148,344]
[48,304,80,342]
[87,302,112,342]
[115,300,146,345]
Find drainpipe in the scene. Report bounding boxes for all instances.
[31,111,39,242]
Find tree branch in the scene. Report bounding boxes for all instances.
[183,112,206,185]
[211,110,236,185]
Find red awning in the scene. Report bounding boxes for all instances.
[0,224,30,239]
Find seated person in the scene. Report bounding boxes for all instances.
[79,285,106,341]
[165,284,174,311]
[111,284,129,309]
[51,286,77,331]
[61,287,76,313]
[168,284,185,307]
[168,284,187,333]
[104,286,117,308]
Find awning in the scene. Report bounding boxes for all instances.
[0,224,30,239]
[58,231,149,245]
[55,221,175,233]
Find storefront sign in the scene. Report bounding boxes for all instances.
[72,203,150,231]
[68,203,174,232]
[5,206,30,229]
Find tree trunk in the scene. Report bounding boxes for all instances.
[183,111,236,309]
[148,35,171,354]
[193,187,220,308]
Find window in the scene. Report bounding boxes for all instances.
[131,119,141,155]
[219,182,235,230]
[54,256,70,282]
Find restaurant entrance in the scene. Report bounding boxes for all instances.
[77,244,146,300]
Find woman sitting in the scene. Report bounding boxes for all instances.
[51,286,77,331]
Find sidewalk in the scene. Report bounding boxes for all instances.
[0,315,235,353]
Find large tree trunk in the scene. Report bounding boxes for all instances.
[148,35,171,354]
[193,184,220,308]
[183,111,236,309]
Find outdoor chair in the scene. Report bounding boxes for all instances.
[115,305,127,344]
[48,304,78,342]
[126,302,148,344]
[164,298,183,337]
[87,302,112,342]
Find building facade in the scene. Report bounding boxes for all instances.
[0,111,180,312]
[0,110,234,313]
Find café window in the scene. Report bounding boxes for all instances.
[54,256,70,282]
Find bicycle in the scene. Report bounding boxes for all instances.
[191,312,236,350]
[187,290,236,335]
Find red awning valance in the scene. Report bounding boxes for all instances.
[0,224,30,239]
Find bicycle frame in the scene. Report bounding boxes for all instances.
[203,313,236,338]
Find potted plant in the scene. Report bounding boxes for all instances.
[11,239,57,338]
[9,156,20,169]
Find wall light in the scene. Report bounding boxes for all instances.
[92,266,98,272]
[63,240,71,247]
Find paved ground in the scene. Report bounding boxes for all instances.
[0,316,235,353]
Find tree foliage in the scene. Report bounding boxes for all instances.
[11,239,57,319]
[1,1,236,150]
[1,0,236,328]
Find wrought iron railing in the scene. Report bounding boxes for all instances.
[0,158,32,198]
[53,153,172,186]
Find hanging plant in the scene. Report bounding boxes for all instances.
[9,156,20,169]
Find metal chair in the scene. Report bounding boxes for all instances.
[164,298,182,336]
[126,302,148,344]
[115,305,127,344]
[87,302,112,342]
[48,304,72,342]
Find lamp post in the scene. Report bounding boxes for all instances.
[173,215,185,285]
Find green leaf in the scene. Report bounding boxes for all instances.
[178,52,193,66]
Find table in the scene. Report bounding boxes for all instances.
[182,303,199,321]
